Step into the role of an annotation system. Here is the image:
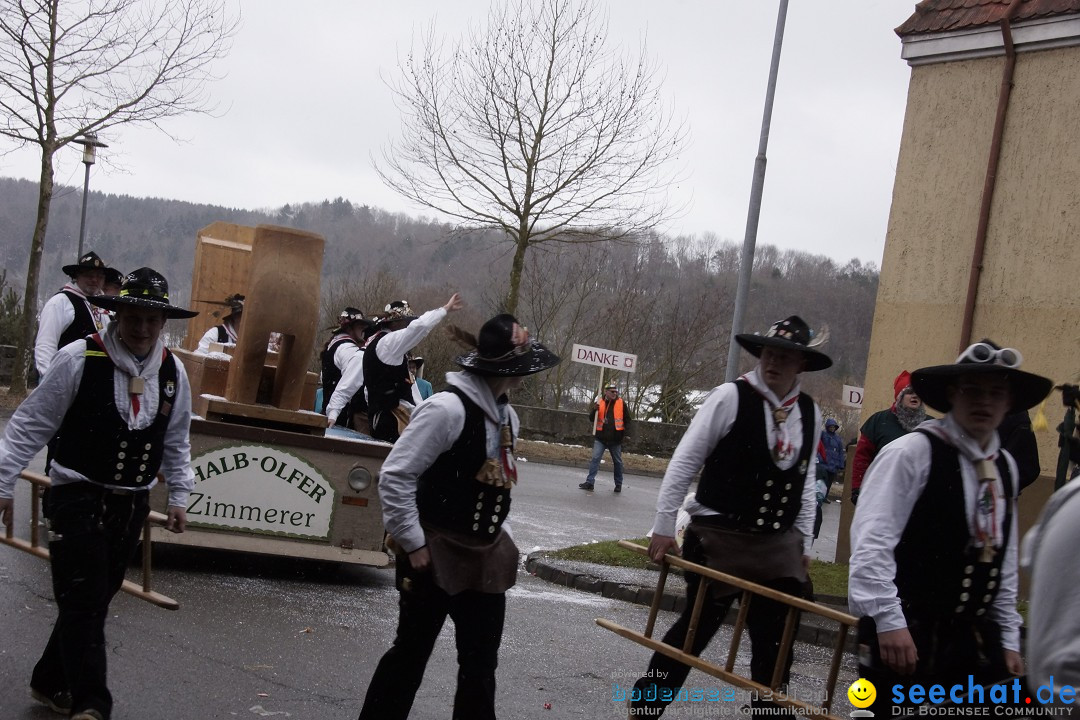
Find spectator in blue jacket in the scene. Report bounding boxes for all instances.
[820,418,846,490]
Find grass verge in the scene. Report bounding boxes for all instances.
[543,538,850,598]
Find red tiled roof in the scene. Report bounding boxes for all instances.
[896,0,1080,37]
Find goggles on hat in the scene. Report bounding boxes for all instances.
[957,342,1022,369]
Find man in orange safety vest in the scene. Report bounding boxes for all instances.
[579,382,631,492]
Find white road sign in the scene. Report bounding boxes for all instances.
[571,343,638,373]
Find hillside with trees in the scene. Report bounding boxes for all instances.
[0,176,879,425]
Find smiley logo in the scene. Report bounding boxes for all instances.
[848,678,876,709]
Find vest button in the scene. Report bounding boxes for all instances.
[772,522,781,529]
[781,496,788,503]
[777,510,784,517]
[139,464,147,471]
[976,608,986,616]
[114,474,122,481]
[120,441,128,448]
[142,454,150,461]
[766,480,774,487]
[116,463,124,470]
[982,594,992,602]
[960,592,969,601]
[987,580,996,589]
[135,475,143,482]
[784,483,791,490]
[494,505,502,512]
[756,518,764,526]
[488,525,496,533]
[964,565,974,574]
[989,567,999,577]
[491,515,499,523]
[476,502,483,510]
[496,494,503,502]
[472,523,479,531]
[763,493,771,500]
[144,443,152,450]
[118,452,126,459]
[962,579,971,587]
[474,512,481,520]
[759,506,767,513]
[955,605,965,613]
[478,491,485,499]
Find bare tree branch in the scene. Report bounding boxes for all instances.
[0,0,238,392]
[374,0,687,314]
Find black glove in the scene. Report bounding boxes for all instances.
[1062,384,1080,409]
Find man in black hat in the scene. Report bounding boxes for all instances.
[849,340,1053,715]
[322,307,376,433]
[357,314,560,720]
[364,294,463,442]
[629,315,831,717]
[33,250,112,378]
[0,267,198,720]
[196,293,245,353]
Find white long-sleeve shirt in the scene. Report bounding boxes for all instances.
[378,371,518,553]
[1,326,195,509]
[368,307,447,406]
[325,337,364,423]
[34,285,110,377]
[650,367,821,556]
[848,414,1022,652]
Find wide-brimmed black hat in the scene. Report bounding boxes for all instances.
[87,267,198,319]
[454,314,561,377]
[735,315,832,372]
[911,339,1053,413]
[375,299,419,327]
[325,306,374,332]
[103,266,124,287]
[63,250,107,277]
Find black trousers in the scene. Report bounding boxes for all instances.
[358,560,506,720]
[33,481,149,719]
[858,614,1011,716]
[630,530,804,717]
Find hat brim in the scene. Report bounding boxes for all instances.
[87,294,198,319]
[911,364,1054,413]
[63,264,102,277]
[734,334,833,371]
[455,341,561,377]
[376,315,419,327]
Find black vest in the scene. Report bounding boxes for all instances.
[57,290,100,349]
[694,380,816,533]
[363,332,413,441]
[320,334,367,428]
[416,387,511,541]
[894,430,1014,619]
[53,337,178,488]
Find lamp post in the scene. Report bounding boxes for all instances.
[72,132,108,259]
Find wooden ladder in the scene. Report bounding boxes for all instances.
[1,470,179,610]
[595,540,857,719]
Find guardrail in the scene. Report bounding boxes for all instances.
[0,470,179,610]
[595,540,856,719]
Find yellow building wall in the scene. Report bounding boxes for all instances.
[842,47,1080,570]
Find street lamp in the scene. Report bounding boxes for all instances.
[72,132,108,259]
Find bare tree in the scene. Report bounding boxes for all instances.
[376,0,685,315]
[0,0,238,392]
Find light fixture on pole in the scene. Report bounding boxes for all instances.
[72,132,109,259]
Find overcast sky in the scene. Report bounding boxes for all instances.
[0,0,919,266]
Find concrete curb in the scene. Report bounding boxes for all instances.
[524,553,856,651]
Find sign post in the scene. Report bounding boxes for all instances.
[571,344,639,425]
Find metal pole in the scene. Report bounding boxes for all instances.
[725,0,789,382]
[78,160,91,258]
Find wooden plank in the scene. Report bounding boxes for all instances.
[201,397,328,430]
[184,222,256,351]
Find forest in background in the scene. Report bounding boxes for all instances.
[0,176,879,427]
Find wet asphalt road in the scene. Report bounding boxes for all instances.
[0,423,857,720]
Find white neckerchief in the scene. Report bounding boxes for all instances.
[63,282,108,331]
[741,368,802,463]
[921,414,1007,554]
[99,321,165,429]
